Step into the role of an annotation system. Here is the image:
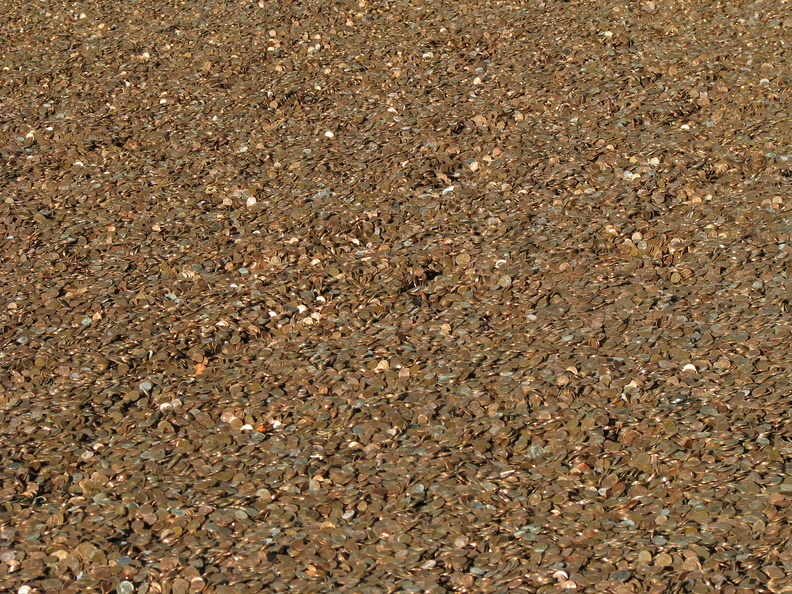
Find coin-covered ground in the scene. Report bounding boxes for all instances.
[2,0,792,592]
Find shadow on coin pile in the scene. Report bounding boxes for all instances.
[2,0,792,592]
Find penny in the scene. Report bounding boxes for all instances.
[0,0,788,592]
